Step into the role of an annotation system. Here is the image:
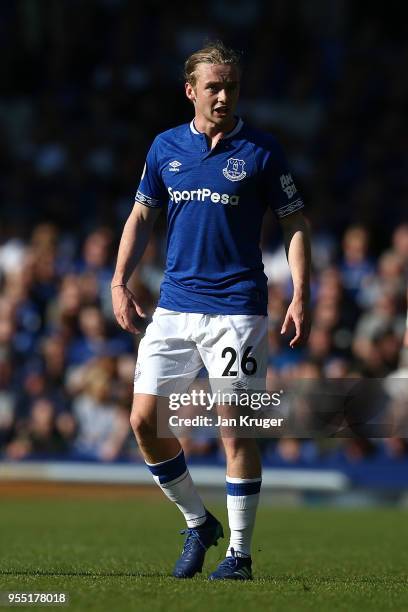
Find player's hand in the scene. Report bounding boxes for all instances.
[111,285,146,334]
[281,298,311,348]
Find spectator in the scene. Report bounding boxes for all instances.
[339,226,375,304]
[71,362,129,461]
[67,305,133,366]
[5,397,74,460]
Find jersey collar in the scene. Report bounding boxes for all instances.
[189,117,244,139]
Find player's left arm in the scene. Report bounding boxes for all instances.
[279,211,311,348]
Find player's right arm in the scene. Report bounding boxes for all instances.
[112,137,166,333]
[111,202,160,333]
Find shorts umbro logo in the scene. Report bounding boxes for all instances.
[232,379,248,390]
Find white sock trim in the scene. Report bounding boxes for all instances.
[145,448,183,467]
[226,476,262,483]
[153,470,189,489]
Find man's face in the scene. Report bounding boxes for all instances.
[185,63,240,127]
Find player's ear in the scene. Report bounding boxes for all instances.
[185,82,196,103]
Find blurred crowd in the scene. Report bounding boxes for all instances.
[0,0,407,463]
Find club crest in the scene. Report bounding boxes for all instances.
[223,158,247,182]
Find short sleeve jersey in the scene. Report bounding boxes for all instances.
[136,118,304,315]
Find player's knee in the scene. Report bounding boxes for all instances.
[129,411,156,442]
[222,437,256,459]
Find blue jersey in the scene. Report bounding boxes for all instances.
[135,118,304,315]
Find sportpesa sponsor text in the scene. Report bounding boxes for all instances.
[168,186,239,205]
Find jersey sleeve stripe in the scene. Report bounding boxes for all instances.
[135,190,161,208]
[275,199,304,218]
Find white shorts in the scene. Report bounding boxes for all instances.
[134,307,268,397]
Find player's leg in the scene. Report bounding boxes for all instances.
[208,434,261,579]
[131,309,223,577]
[197,314,267,580]
[130,392,207,528]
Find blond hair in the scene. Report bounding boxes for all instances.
[184,41,241,87]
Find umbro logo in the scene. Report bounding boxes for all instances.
[169,160,182,172]
[232,380,248,390]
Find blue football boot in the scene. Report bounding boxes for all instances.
[209,548,253,580]
[173,511,224,578]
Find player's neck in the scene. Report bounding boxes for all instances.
[193,116,237,148]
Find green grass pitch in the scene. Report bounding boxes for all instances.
[1,492,408,611]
